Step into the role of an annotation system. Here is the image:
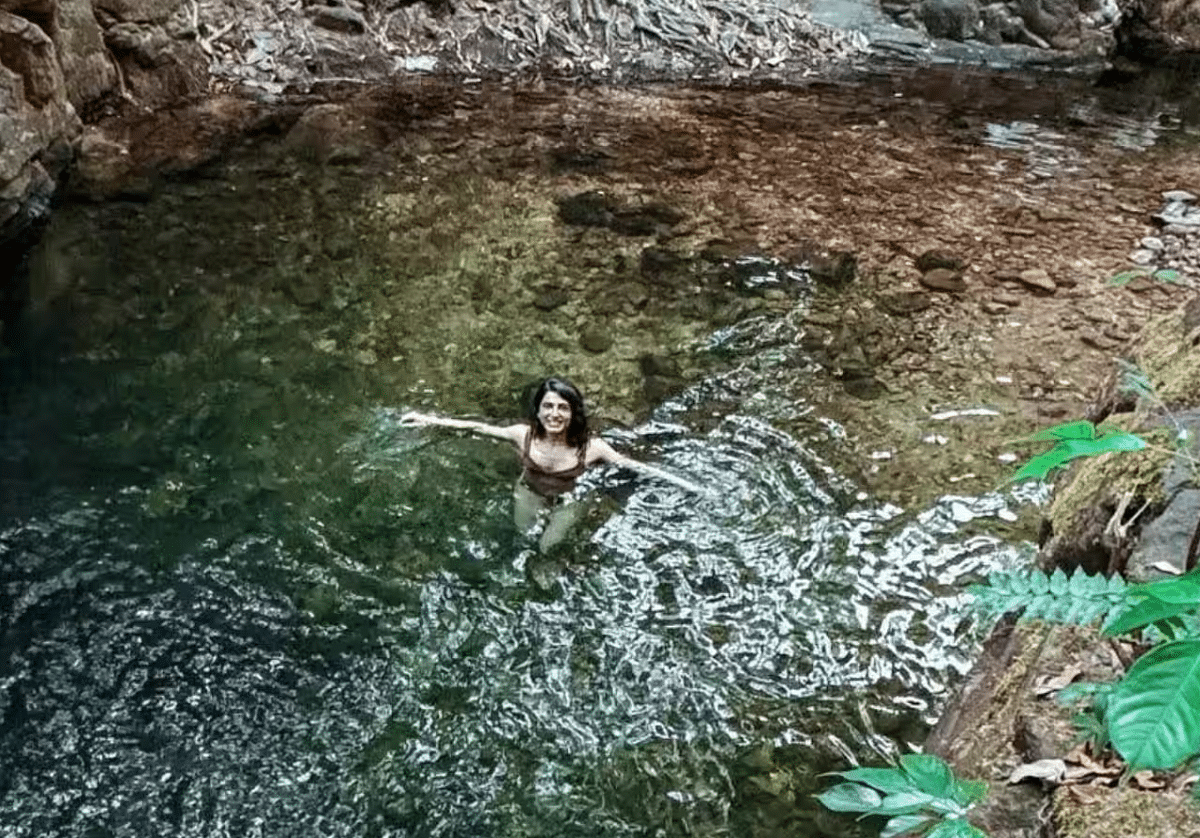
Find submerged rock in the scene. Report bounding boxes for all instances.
[1017,268,1058,294]
[532,285,570,311]
[921,267,966,292]
[808,250,857,288]
[915,249,967,272]
[556,190,616,227]
[579,326,613,353]
[879,290,934,315]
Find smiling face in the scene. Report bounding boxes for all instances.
[529,377,588,447]
[537,391,572,437]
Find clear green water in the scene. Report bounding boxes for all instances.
[0,132,1036,838]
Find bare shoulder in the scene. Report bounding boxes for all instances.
[585,436,626,465]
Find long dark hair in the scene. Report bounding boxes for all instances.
[529,377,589,448]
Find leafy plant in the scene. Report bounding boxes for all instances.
[971,567,1200,772]
[1107,267,1183,286]
[1106,637,1200,770]
[971,567,1128,626]
[1103,571,1200,638]
[982,364,1200,775]
[1056,681,1116,751]
[1007,420,1147,482]
[816,753,988,838]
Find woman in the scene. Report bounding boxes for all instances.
[400,377,701,551]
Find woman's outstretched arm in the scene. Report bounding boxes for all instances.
[400,411,525,443]
[587,437,706,495]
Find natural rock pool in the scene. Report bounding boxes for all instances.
[2,68,1198,837]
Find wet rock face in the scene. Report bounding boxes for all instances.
[0,1,117,110]
[0,8,81,336]
[1,0,208,334]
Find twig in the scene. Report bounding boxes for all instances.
[1105,492,1152,542]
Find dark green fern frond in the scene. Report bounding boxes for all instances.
[970,568,1128,626]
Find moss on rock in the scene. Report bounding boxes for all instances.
[1052,786,1200,838]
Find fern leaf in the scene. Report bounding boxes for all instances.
[971,570,1128,626]
[1031,572,1050,595]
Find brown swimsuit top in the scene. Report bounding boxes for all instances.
[518,429,588,497]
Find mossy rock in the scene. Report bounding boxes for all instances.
[1128,306,1200,409]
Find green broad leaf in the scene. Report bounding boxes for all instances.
[834,767,919,796]
[1013,420,1098,443]
[1108,269,1147,286]
[1103,595,1197,637]
[882,814,936,838]
[899,754,955,799]
[1157,617,1187,642]
[1011,432,1147,482]
[1129,570,1200,605]
[951,778,987,807]
[872,791,938,817]
[817,782,884,813]
[1011,448,1078,481]
[1059,433,1147,457]
[925,819,989,838]
[1154,268,1182,284]
[1107,638,1200,771]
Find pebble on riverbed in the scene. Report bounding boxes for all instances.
[1119,189,1200,288]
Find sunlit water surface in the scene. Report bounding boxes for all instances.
[0,296,1042,838]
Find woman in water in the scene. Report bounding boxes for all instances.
[400,377,701,551]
